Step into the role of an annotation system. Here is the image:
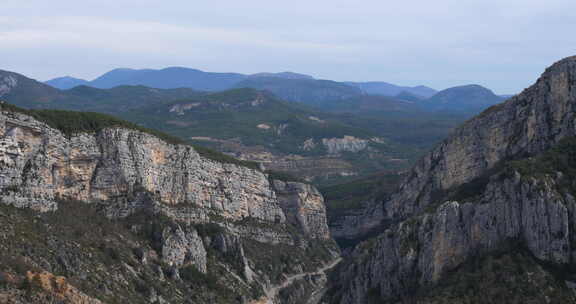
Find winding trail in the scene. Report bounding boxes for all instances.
[253,257,342,304]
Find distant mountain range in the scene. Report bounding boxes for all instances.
[44,67,438,103]
[0,69,202,112]
[8,65,510,116]
[43,66,512,114]
[46,68,321,91]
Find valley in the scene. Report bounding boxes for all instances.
[0,68,492,186]
[9,55,573,304]
[4,1,576,303]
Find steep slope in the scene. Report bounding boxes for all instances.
[0,103,339,304]
[0,70,63,107]
[424,84,505,112]
[325,56,576,303]
[45,76,89,89]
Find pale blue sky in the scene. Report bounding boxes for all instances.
[2,0,576,94]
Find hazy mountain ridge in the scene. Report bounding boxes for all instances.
[44,67,439,104]
[43,67,511,115]
[0,70,204,113]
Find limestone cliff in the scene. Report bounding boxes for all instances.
[321,136,369,154]
[326,56,576,303]
[0,105,339,304]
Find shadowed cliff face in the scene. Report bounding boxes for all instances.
[387,56,576,219]
[0,106,339,304]
[326,56,576,303]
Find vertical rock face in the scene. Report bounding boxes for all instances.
[273,180,331,240]
[0,110,285,223]
[0,107,339,303]
[385,56,576,219]
[161,225,207,273]
[331,173,575,303]
[326,56,576,303]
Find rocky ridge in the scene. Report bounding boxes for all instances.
[326,56,576,303]
[0,105,339,304]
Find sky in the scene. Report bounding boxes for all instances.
[2,0,576,94]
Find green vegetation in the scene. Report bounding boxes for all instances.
[509,136,576,179]
[123,88,376,156]
[394,249,576,304]
[234,76,361,105]
[0,202,252,304]
[180,264,221,291]
[336,110,469,151]
[4,104,185,143]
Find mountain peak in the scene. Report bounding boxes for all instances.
[425,83,502,111]
[538,55,576,81]
[45,76,89,89]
